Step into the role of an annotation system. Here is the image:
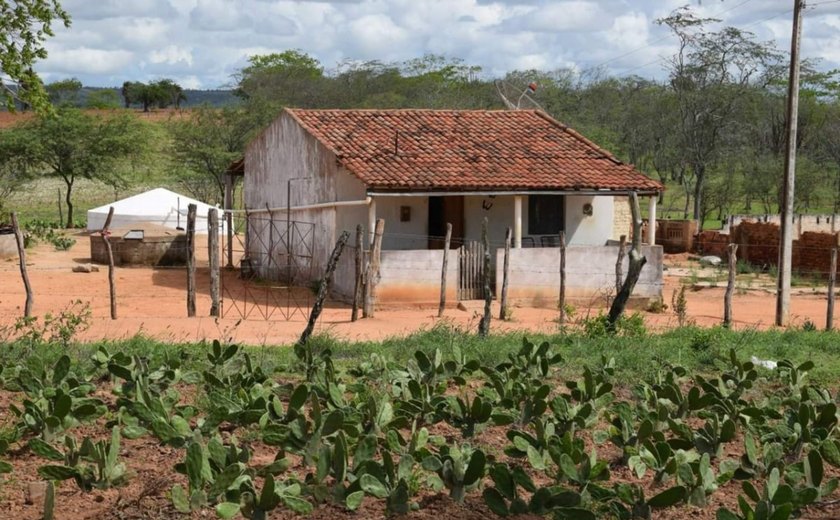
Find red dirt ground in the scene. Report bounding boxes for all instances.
[0,234,834,345]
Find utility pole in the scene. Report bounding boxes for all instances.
[776,0,805,327]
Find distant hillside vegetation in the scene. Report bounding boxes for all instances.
[82,87,239,107]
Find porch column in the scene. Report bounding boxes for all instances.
[514,195,523,248]
[368,197,377,247]
[648,195,657,245]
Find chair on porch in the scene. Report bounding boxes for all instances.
[521,236,536,248]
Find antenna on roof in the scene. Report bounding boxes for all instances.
[494,79,543,111]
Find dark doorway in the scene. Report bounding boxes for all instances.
[428,196,464,248]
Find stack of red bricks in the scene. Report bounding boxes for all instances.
[694,221,840,277]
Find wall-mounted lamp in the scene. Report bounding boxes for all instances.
[582,203,593,216]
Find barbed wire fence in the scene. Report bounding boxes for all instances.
[5,211,840,331]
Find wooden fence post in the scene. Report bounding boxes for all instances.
[101,207,117,320]
[558,231,567,325]
[186,203,197,317]
[363,219,384,318]
[615,234,626,296]
[351,224,364,322]
[299,231,350,345]
[478,218,492,337]
[11,212,33,318]
[499,227,511,320]
[209,208,220,317]
[607,192,647,331]
[724,243,738,328]
[828,247,837,331]
[438,223,452,318]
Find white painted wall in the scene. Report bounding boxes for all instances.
[564,195,614,246]
[244,112,341,277]
[463,195,523,247]
[374,196,429,250]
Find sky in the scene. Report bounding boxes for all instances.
[34,0,840,90]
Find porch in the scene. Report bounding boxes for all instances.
[332,241,663,308]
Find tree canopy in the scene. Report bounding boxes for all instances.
[0,108,148,227]
[0,0,71,113]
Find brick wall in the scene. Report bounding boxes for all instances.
[694,222,840,277]
[733,222,780,267]
[795,232,840,276]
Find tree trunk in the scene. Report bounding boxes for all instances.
[607,193,647,332]
[693,167,705,221]
[64,179,74,228]
[11,212,33,317]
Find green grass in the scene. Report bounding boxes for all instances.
[6,324,840,387]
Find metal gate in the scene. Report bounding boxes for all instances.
[220,213,314,320]
[459,241,486,300]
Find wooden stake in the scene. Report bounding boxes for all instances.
[828,247,837,331]
[11,212,33,318]
[438,223,452,318]
[607,193,647,331]
[363,219,384,318]
[208,208,220,317]
[615,234,627,296]
[101,207,117,320]
[724,243,738,328]
[352,224,363,322]
[558,231,567,325]
[499,227,511,320]
[186,203,197,317]
[478,218,492,337]
[299,231,350,345]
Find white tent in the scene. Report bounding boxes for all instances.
[86,188,224,234]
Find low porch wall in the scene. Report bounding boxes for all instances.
[495,245,663,308]
[378,250,458,305]
[332,248,458,306]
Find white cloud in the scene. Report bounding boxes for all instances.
[29,0,840,90]
[189,0,252,31]
[41,47,135,75]
[149,45,194,66]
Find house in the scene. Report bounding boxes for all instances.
[240,109,664,306]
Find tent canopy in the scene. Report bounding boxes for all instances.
[86,188,224,234]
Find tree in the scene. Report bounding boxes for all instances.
[0,130,31,215]
[121,81,143,108]
[150,79,186,109]
[0,0,71,113]
[168,105,258,203]
[235,49,325,109]
[658,7,781,220]
[46,77,82,106]
[1,108,147,227]
[120,79,186,111]
[86,89,121,109]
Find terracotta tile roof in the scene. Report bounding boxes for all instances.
[286,108,662,193]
